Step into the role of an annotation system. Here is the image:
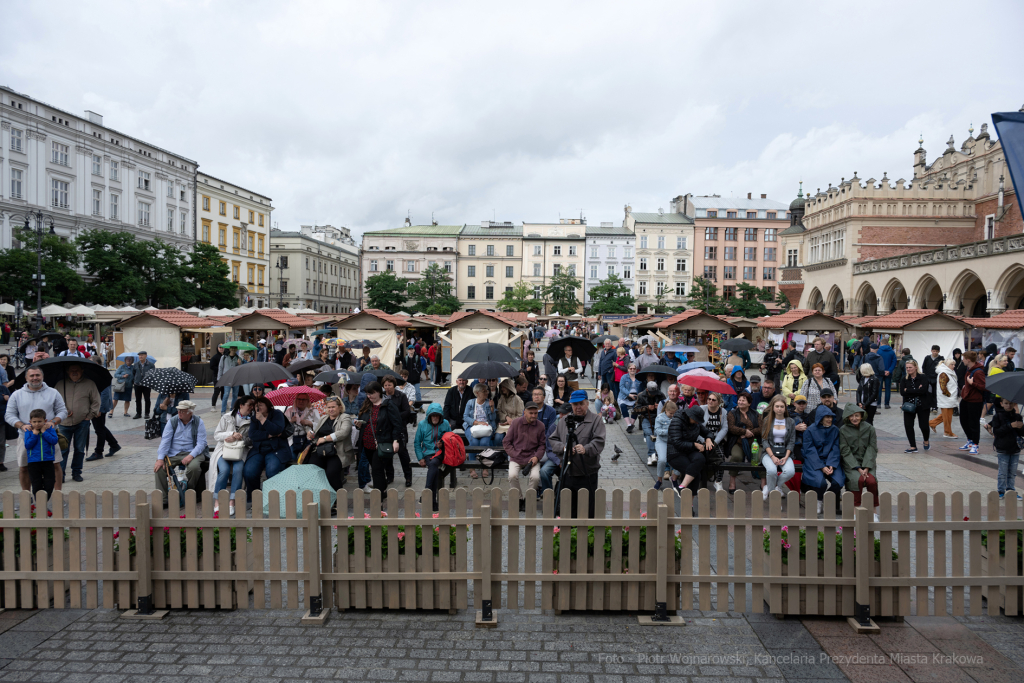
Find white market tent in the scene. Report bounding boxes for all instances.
[184,307,203,314]
[41,304,71,316]
[0,303,15,314]
[119,306,139,312]
[68,305,96,317]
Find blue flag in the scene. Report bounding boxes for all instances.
[992,112,1024,220]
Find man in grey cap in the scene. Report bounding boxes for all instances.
[154,400,208,506]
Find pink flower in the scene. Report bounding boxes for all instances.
[415,513,421,518]
[113,531,119,539]
[552,570,559,574]
[432,513,440,519]
[381,511,387,518]
[364,513,371,518]
[641,512,647,518]
[781,526,788,532]
[783,542,791,550]
[397,532,405,541]
[553,526,560,534]
[348,516,354,519]
[763,526,768,533]
[836,527,842,533]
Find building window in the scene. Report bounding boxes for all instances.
[569,245,577,256]
[486,245,494,256]
[233,231,239,249]
[505,244,514,256]
[137,171,150,191]
[707,210,717,218]
[744,247,756,261]
[370,260,378,272]
[533,245,541,255]
[280,280,288,293]
[676,237,686,250]
[386,260,394,271]
[258,268,264,285]
[764,247,777,262]
[467,286,476,299]
[568,264,576,276]
[485,265,494,277]
[51,142,69,166]
[533,263,541,276]
[92,155,102,176]
[553,245,561,256]
[638,281,647,295]
[407,261,416,272]
[232,263,240,282]
[10,168,23,199]
[640,236,648,248]
[109,160,118,181]
[724,265,736,280]
[763,286,775,297]
[705,227,718,240]
[656,257,665,271]
[50,179,69,208]
[218,227,226,246]
[723,285,736,299]
[10,128,23,152]
[92,189,102,215]
[110,193,119,219]
[767,212,777,220]
[744,227,757,241]
[216,201,225,215]
[202,196,210,211]
[704,246,717,260]
[746,212,756,219]
[724,246,736,260]
[764,228,777,242]
[657,236,665,249]
[591,246,598,258]
[639,257,647,271]
[233,206,240,219]
[167,208,175,231]
[724,227,737,241]
[202,222,210,242]
[167,183,174,198]
[607,265,615,277]
[656,281,666,295]
[468,245,476,256]
[467,265,476,277]
[727,211,737,219]
[258,236,264,254]
[763,267,776,280]
[703,266,717,281]
[180,211,187,234]
[248,210,255,223]
[445,261,452,273]
[622,265,631,279]
[248,264,255,284]
[259,214,264,227]
[675,259,686,272]
[485,286,494,300]
[137,201,150,226]
[533,285,541,299]
[608,246,616,258]
[506,266,514,278]
[624,247,632,258]
[743,266,756,280]
[591,265,598,279]
[833,229,845,259]
[675,282,686,296]
[787,249,798,267]
[553,264,561,276]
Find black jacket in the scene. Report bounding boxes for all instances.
[633,387,665,427]
[443,385,472,428]
[991,404,1024,454]
[899,374,929,404]
[386,390,413,425]
[336,351,354,371]
[667,405,711,464]
[921,354,944,385]
[952,349,966,386]
[856,374,880,407]
[763,350,783,380]
[209,351,222,373]
[400,354,421,385]
[361,397,406,445]
[803,349,838,379]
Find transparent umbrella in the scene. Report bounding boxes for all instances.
[262,465,337,518]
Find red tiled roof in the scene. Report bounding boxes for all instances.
[962,310,1024,329]
[344,309,412,328]
[205,315,241,325]
[445,310,518,327]
[654,310,737,329]
[757,309,846,329]
[866,309,970,330]
[841,315,879,327]
[234,308,313,328]
[615,314,660,327]
[117,309,214,328]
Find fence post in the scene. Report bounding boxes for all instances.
[638,502,684,625]
[476,504,496,627]
[301,501,328,625]
[848,506,880,633]
[121,502,167,619]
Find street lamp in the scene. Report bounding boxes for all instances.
[275,257,286,309]
[13,210,56,333]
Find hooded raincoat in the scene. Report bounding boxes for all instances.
[839,403,877,489]
[780,360,808,405]
[801,404,845,490]
[415,403,451,461]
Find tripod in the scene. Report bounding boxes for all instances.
[553,419,579,518]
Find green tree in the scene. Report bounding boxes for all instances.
[0,228,83,306]
[776,289,791,312]
[141,240,195,308]
[730,282,773,318]
[364,270,408,313]
[407,263,461,315]
[186,242,238,309]
[78,229,150,305]
[498,281,543,314]
[541,269,581,315]
[688,276,728,315]
[587,274,635,314]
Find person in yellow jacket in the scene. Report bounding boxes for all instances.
[781,359,808,405]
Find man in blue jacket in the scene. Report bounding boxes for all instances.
[598,339,616,396]
[877,342,897,409]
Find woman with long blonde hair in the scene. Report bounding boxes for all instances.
[758,395,795,500]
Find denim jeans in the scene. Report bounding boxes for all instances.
[357,446,373,488]
[494,431,505,448]
[215,457,245,499]
[242,448,288,495]
[414,384,422,402]
[880,375,892,406]
[641,420,656,458]
[539,458,558,491]
[467,434,493,448]
[655,438,670,479]
[221,385,239,413]
[997,452,1020,494]
[59,421,91,478]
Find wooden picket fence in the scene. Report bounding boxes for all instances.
[2,487,1023,619]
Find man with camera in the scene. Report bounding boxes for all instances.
[549,390,606,518]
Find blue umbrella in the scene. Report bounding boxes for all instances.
[663,345,700,354]
[678,361,715,372]
[117,352,157,363]
[311,329,335,336]
[262,465,337,518]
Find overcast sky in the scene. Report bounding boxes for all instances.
[4,1,1022,238]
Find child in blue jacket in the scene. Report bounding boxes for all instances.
[25,408,60,497]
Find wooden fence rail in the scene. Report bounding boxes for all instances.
[2,487,1022,621]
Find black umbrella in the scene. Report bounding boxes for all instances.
[452,342,519,363]
[720,338,756,352]
[286,359,326,375]
[367,368,405,385]
[985,372,1024,404]
[19,332,68,356]
[593,335,619,345]
[13,356,111,391]
[217,362,293,388]
[314,369,365,385]
[634,364,678,378]
[545,336,597,362]
[346,339,382,349]
[138,367,197,394]
[458,361,518,380]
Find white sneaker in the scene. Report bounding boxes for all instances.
[213,502,219,515]
[816,500,824,515]
[229,502,235,517]
[775,485,787,496]
[762,485,769,501]
[873,512,880,522]
[647,455,657,466]
[713,481,724,492]
[363,483,373,493]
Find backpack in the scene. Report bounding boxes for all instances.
[435,430,466,468]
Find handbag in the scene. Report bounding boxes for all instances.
[470,424,493,439]
[112,379,125,392]
[221,439,247,461]
[901,399,918,414]
[369,416,395,459]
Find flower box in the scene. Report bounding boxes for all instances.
[980,545,1024,615]
[333,550,458,609]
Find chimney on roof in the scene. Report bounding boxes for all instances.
[761,194,767,199]
[85,110,103,126]
[404,216,411,227]
[747,192,752,199]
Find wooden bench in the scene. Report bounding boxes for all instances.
[700,461,804,489]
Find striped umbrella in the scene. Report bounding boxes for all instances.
[265,385,327,407]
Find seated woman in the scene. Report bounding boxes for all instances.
[840,403,878,520]
[242,396,292,497]
[801,404,846,516]
[208,395,253,516]
[416,402,451,511]
[495,378,524,447]
[303,396,354,493]
[667,405,713,493]
[759,395,795,501]
[723,392,758,492]
[463,383,497,448]
[551,375,572,411]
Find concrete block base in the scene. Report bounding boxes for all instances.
[475,610,499,627]
[637,615,686,625]
[847,616,881,634]
[301,609,330,625]
[121,609,170,620]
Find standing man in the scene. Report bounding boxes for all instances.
[209,344,225,409]
[877,340,897,409]
[54,363,101,484]
[256,339,269,363]
[803,337,838,381]
[87,357,121,461]
[598,339,615,396]
[6,366,67,492]
[153,401,208,507]
[132,351,156,419]
[504,402,547,509]
[58,339,90,359]
[1006,347,1017,372]
[549,390,606,518]
[921,345,945,414]
[401,347,422,403]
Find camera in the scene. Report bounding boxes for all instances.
[564,414,582,434]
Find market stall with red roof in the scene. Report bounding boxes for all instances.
[866,310,970,362]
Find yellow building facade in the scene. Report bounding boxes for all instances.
[197,172,274,307]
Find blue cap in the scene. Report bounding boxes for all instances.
[569,390,588,403]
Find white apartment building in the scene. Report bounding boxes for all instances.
[522,219,587,314]
[585,223,635,311]
[624,204,695,313]
[0,86,196,253]
[197,172,273,307]
[269,225,361,314]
